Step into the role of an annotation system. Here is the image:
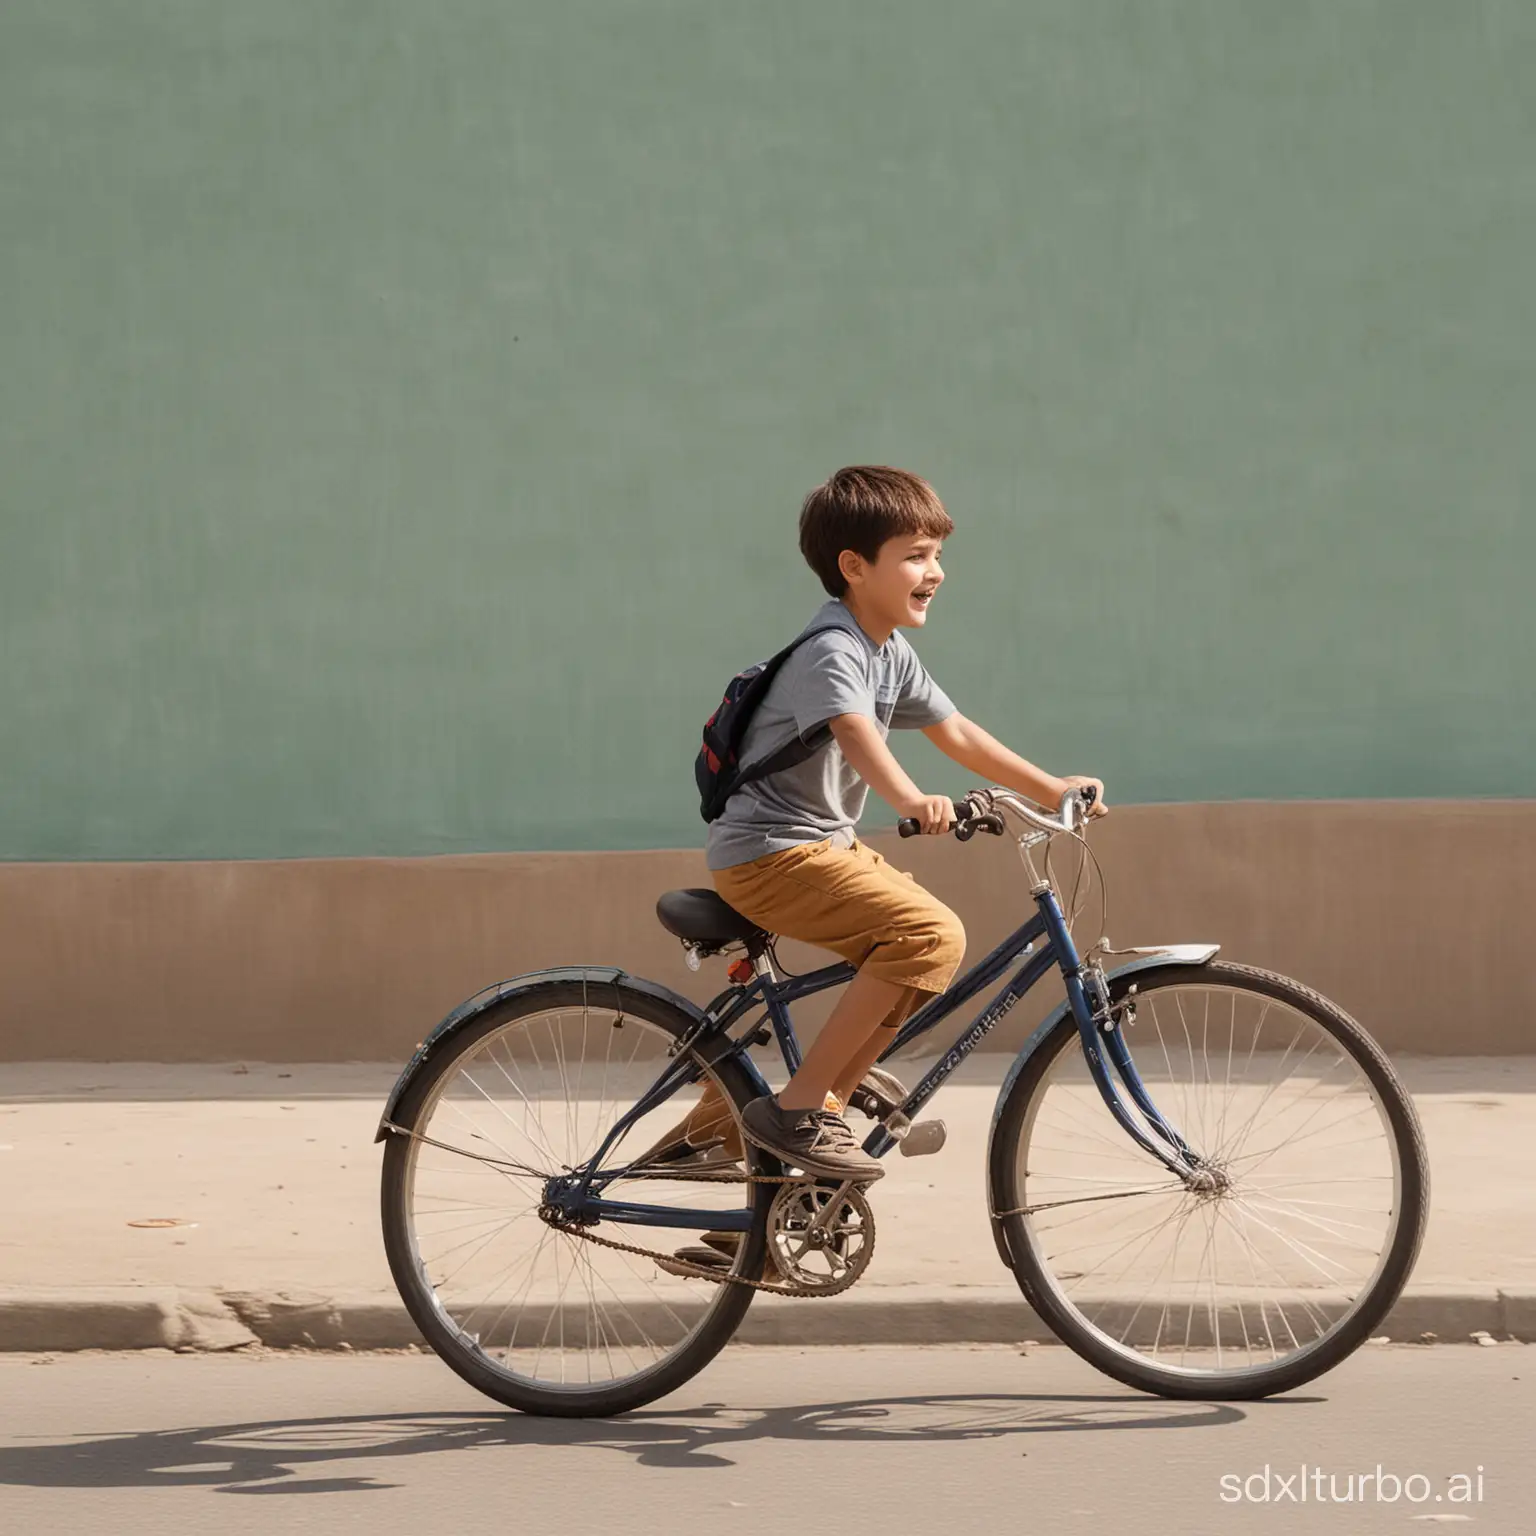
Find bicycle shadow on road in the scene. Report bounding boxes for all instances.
[0,1390,1274,1492]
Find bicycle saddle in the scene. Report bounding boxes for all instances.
[655,889,769,948]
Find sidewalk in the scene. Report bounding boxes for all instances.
[2,1056,1533,1351]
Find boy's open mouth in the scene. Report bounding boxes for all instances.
[910,588,936,608]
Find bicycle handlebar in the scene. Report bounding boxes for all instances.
[897,785,1096,841]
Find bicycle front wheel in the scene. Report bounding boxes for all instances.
[381,978,774,1416]
[990,962,1428,1399]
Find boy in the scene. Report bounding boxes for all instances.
[655,465,1107,1200]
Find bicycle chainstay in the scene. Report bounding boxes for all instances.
[547,1168,872,1298]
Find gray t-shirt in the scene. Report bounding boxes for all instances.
[705,599,957,871]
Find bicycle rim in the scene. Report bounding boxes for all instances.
[387,994,763,1408]
[999,966,1425,1393]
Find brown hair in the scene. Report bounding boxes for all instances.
[798,466,954,598]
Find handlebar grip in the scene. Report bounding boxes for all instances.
[898,794,979,839]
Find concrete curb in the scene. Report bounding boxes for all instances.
[0,1288,258,1352]
[4,1284,1534,1353]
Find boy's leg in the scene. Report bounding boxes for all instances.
[636,1075,847,1168]
[714,839,964,1177]
[656,984,923,1275]
[828,984,923,1107]
[652,1080,743,1162]
[646,989,913,1162]
[818,846,948,1104]
[778,970,908,1110]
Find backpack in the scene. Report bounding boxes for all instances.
[695,622,844,823]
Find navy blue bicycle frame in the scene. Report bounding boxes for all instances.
[561,884,1199,1235]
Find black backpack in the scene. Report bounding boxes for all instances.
[695,623,843,823]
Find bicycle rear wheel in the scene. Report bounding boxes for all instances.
[990,962,1428,1398]
[381,979,773,1415]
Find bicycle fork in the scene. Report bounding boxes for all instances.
[1046,891,1205,1181]
[1070,961,1206,1178]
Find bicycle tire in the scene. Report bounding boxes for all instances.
[989,961,1429,1399]
[381,978,774,1416]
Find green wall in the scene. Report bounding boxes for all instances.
[3,1,1532,861]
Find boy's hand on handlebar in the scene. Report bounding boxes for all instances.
[1060,776,1109,818]
[899,793,958,834]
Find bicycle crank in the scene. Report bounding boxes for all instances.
[766,1178,876,1294]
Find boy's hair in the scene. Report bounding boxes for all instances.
[798,465,954,598]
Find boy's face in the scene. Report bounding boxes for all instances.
[840,533,944,632]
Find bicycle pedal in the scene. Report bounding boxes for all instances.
[845,1087,888,1118]
[848,1066,908,1120]
[898,1119,947,1158]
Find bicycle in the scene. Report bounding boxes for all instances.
[376,786,1428,1416]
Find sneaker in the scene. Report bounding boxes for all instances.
[739,1096,885,1183]
[629,1103,745,1170]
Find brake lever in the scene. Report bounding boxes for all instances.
[951,809,1005,842]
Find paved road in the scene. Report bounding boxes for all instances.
[0,1345,1529,1534]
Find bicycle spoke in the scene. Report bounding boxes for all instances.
[394,998,758,1402]
[1005,975,1410,1387]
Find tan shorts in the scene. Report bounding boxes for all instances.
[712,837,966,1017]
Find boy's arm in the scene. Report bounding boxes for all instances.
[918,712,1068,806]
[830,711,1105,829]
[828,714,932,818]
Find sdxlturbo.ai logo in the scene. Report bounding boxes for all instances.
[1219,1465,1485,1505]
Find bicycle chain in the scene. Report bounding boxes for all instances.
[547,1170,869,1298]
[387,1123,872,1297]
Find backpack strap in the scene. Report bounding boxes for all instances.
[720,612,855,794]
[721,717,834,797]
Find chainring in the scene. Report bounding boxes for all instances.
[766,1179,876,1294]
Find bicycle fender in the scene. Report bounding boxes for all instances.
[985,945,1219,1268]
[374,966,714,1140]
